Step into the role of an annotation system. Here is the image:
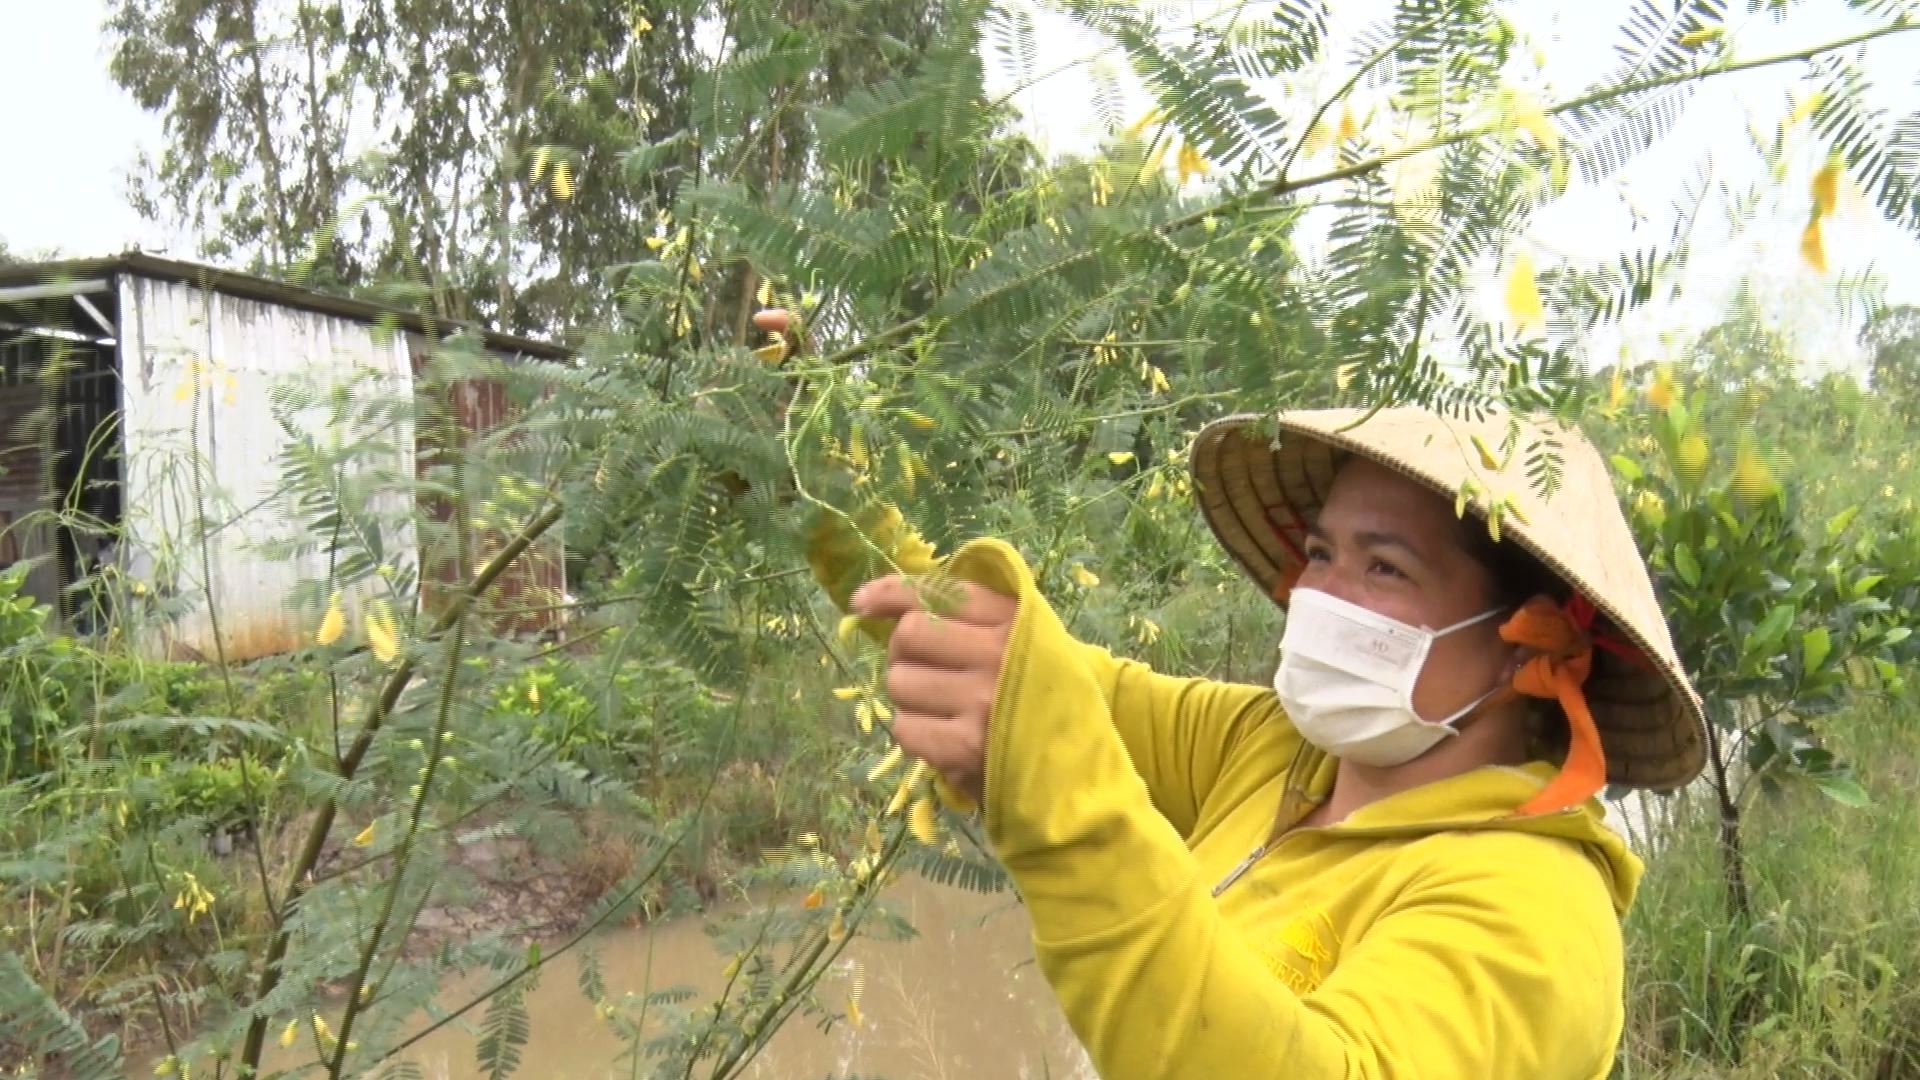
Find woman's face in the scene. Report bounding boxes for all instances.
[1295,457,1514,724]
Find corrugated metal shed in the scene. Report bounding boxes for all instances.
[0,253,570,662]
[119,274,421,660]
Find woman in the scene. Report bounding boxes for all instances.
[848,400,1707,1079]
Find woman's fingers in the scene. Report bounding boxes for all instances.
[885,659,989,719]
[751,308,790,334]
[892,709,986,789]
[852,575,1016,628]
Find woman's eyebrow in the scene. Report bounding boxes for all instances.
[1308,523,1431,565]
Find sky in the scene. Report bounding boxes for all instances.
[4,0,1918,374]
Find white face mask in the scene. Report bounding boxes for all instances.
[1273,588,1507,768]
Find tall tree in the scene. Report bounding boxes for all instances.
[106,0,947,335]
[1861,302,1920,413]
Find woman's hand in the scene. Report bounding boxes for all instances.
[851,575,1018,803]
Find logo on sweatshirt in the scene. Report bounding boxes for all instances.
[1259,909,1340,995]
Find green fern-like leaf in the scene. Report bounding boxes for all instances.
[476,982,532,1080]
[0,952,124,1080]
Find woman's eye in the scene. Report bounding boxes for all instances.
[1305,545,1332,562]
[1369,559,1406,579]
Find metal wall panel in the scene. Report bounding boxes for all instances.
[117,274,419,661]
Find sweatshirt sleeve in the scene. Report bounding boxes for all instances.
[1068,637,1282,838]
[952,538,1621,1080]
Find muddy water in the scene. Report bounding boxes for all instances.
[395,878,1086,1080]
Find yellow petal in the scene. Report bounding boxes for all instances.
[902,409,935,429]
[832,686,861,701]
[353,822,376,847]
[867,744,904,783]
[1122,107,1167,139]
[753,340,788,365]
[316,592,345,645]
[1800,215,1828,274]
[1471,434,1504,472]
[1107,451,1135,465]
[1070,564,1100,588]
[528,145,551,186]
[933,775,978,814]
[1787,91,1825,130]
[1504,249,1545,332]
[280,1019,299,1048]
[888,760,929,816]
[364,601,400,663]
[907,795,941,846]
[550,160,575,201]
[1678,25,1725,48]
[846,994,863,1028]
[1337,105,1359,142]
[528,683,540,705]
[1812,156,1841,218]
[1608,367,1626,409]
[1176,143,1211,186]
[802,887,825,909]
[1511,92,1559,152]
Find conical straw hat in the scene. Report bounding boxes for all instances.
[1190,406,1707,792]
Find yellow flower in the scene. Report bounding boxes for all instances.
[1509,90,1559,152]
[1504,249,1546,334]
[550,160,575,201]
[832,686,862,701]
[1176,143,1211,186]
[1337,104,1359,142]
[888,760,929,815]
[1812,156,1842,218]
[528,683,541,705]
[280,1019,299,1048]
[1470,433,1504,472]
[364,599,400,664]
[1801,215,1828,274]
[1107,451,1135,466]
[353,822,377,847]
[1070,564,1100,589]
[907,794,941,845]
[867,744,904,783]
[316,591,345,645]
[1678,25,1725,48]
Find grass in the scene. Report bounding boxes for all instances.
[1619,700,1920,1079]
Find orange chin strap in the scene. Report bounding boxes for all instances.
[1499,594,1634,817]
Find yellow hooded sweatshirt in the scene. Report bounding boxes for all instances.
[949,539,1644,1080]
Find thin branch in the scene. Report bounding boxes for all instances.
[810,20,1920,370]
[237,500,567,1070]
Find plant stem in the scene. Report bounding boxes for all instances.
[236,500,565,1072]
[327,616,468,1078]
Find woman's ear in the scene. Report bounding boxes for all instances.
[1501,643,1540,683]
